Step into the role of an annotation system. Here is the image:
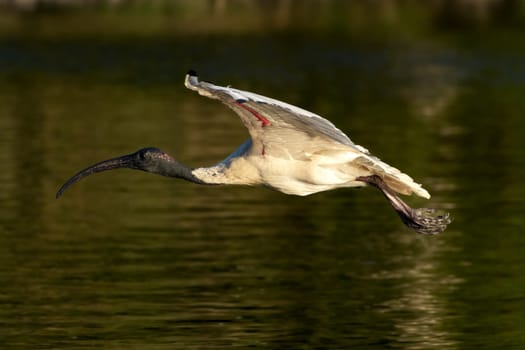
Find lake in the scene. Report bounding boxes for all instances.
[1,3,525,349]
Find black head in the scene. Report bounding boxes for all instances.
[131,147,178,173]
[56,147,181,198]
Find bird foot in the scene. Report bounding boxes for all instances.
[357,175,451,234]
[399,207,452,235]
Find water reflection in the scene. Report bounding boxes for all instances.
[373,239,463,349]
[2,16,525,349]
[391,48,464,120]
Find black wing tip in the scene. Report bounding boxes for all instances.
[187,69,198,77]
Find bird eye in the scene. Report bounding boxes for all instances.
[136,150,150,164]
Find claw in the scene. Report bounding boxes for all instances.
[403,208,452,235]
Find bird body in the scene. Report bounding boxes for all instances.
[185,72,429,198]
[57,71,450,234]
[194,143,362,195]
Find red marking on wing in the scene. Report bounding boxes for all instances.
[234,101,271,127]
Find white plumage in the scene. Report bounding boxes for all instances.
[185,72,430,199]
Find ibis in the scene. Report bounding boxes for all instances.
[57,70,451,234]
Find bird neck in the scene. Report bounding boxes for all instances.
[190,165,231,185]
[191,157,261,186]
[152,159,207,185]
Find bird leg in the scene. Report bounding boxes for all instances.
[357,175,451,235]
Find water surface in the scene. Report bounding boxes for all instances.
[1,7,525,349]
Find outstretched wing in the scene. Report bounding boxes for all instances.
[184,71,366,152]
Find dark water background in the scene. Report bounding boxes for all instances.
[1,2,525,349]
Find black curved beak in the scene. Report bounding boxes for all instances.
[56,153,136,199]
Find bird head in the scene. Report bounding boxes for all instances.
[129,147,179,173]
[56,147,181,198]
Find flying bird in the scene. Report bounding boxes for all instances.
[57,70,451,234]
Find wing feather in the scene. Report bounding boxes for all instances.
[353,154,430,199]
[184,71,356,148]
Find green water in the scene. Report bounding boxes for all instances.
[1,4,525,349]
